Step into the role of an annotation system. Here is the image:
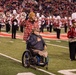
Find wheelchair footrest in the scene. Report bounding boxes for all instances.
[37,62,48,67]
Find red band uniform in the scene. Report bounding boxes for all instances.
[67,19,76,61]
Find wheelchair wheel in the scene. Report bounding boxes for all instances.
[22,51,31,67]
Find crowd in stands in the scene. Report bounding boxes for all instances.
[0,0,76,62]
[0,0,76,18]
[0,0,76,37]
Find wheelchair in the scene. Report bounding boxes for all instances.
[22,48,49,69]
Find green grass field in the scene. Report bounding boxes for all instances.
[0,37,76,75]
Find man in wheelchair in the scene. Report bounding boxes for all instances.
[26,28,48,66]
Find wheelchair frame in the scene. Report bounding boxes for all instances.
[22,49,48,69]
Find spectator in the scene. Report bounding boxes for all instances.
[23,9,39,41]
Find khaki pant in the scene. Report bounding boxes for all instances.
[33,50,48,57]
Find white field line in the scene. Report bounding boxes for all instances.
[0,53,21,63]
[0,53,55,75]
[0,32,68,75]
[46,43,68,49]
[58,69,76,75]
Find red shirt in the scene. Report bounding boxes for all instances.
[53,20,59,28]
[23,20,39,41]
[67,27,76,38]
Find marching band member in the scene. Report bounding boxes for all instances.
[11,16,18,39]
[11,10,19,39]
[46,16,50,32]
[64,17,68,33]
[53,16,62,39]
[68,17,72,28]
[49,16,53,32]
[19,12,27,32]
[0,10,5,32]
[40,14,45,33]
[5,11,12,32]
[67,12,76,61]
[38,16,42,31]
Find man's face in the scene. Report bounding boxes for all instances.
[34,30,40,35]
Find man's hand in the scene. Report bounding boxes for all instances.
[37,37,41,41]
[44,45,47,50]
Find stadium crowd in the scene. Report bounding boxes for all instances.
[0,0,76,17]
[0,0,76,39]
[0,0,76,61]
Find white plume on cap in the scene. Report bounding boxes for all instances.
[47,17,50,19]
[39,17,42,20]
[71,12,76,19]
[13,10,17,15]
[53,16,56,19]
[69,17,71,20]
[36,13,40,17]
[64,17,67,19]
[56,16,61,19]
[41,15,45,18]
[50,16,52,19]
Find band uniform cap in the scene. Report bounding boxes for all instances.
[71,12,76,23]
[71,12,76,20]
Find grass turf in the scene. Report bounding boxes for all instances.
[0,37,76,75]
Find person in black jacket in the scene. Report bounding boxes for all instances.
[27,28,48,58]
[12,18,18,39]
